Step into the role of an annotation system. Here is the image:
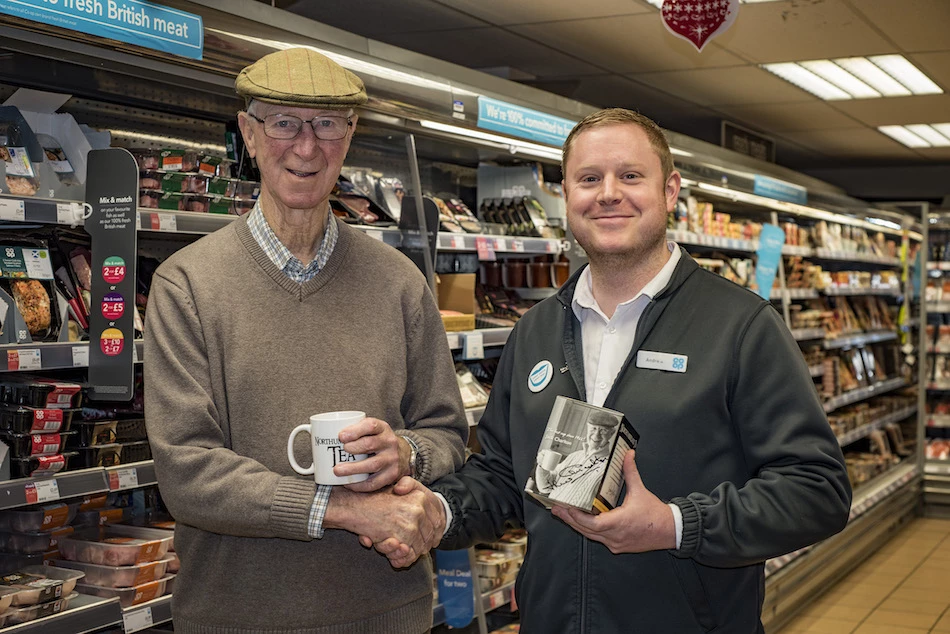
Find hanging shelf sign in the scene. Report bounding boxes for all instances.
[477,97,576,147]
[0,0,203,61]
[662,0,739,53]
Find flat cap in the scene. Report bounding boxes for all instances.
[235,47,367,109]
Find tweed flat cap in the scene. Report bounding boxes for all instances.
[235,48,367,109]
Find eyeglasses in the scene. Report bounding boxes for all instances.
[247,113,353,140]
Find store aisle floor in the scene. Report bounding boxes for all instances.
[777,518,950,633]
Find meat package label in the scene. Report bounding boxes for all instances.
[0,247,54,280]
[525,395,639,515]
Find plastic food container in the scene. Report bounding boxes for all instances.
[0,405,76,434]
[76,575,170,607]
[0,587,19,613]
[73,507,131,528]
[4,592,77,624]
[131,150,161,171]
[52,556,171,588]
[0,378,81,409]
[2,526,74,554]
[59,527,172,566]
[115,418,147,442]
[166,552,179,573]
[76,444,122,468]
[1,431,74,458]
[10,452,77,479]
[0,565,84,606]
[159,149,198,172]
[70,420,118,448]
[0,503,79,533]
[120,441,152,463]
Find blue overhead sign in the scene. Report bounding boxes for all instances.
[0,0,203,61]
[753,175,808,206]
[478,97,575,147]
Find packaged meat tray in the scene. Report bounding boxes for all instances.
[0,565,84,606]
[8,279,52,337]
[131,150,160,170]
[76,574,171,607]
[159,149,197,172]
[4,592,77,624]
[115,418,147,442]
[75,443,122,468]
[0,503,79,533]
[231,198,255,215]
[197,155,234,177]
[58,527,172,565]
[73,507,131,528]
[10,452,77,479]
[69,420,118,447]
[120,441,152,463]
[0,405,77,434]
[166,551,179,572]
[0,586,18,613]
[0,377,82,409]
[1,431,74,458]
[52,556,171,588]
[1,526,75,554]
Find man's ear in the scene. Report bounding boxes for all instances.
[236,112,258,159]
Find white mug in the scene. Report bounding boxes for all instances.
[538,449,562,472]
[287,411,370,485]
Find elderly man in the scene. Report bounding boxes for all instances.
[145,48,465,634]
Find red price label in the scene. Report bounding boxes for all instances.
[100,328,125,356]
[102,292,125,320]
[108,471,120,490]
[24,483,37,505]
[102,256,126,284]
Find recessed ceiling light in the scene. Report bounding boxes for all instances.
[903,125,950,147]
[762,55,942,100]
[878,125,934,148]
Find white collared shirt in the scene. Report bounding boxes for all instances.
[571,242,684,548]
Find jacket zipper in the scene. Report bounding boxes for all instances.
[580,536,588,633]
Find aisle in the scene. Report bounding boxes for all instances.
[776,518,950,633]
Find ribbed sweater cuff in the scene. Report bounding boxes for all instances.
[272,477,317,540]
[670,496,701,558]
[398,430,433,484]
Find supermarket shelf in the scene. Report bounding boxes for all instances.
[0,195,85,227]
[790,327,825,341]
[929,302,950,313]
[813,249,901,267]
[0,341,144,371]
[513,288,558,301]
[1,593,122,634]
[927,414,950,428]
[446,327,512,351]
[927,262,950,271]
[783,288,819,300]
[808,364,824,378]
[0,461,157,510]
[823,378,908,413]
[924,461,950,476]
[836,406,917,447]
[822,287,901,297]
[464,406,485,427]
[137,209,235,235]
[926,381,950,391]
[432,582,516,627]
[822,330,897,350]
[122,595,173,632]
[438,233,562,255]
[782,245,814,257]
[667,230,755,253]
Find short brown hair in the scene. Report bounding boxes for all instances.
[562,108,675,181]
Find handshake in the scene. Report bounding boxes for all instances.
[328,476,446,569]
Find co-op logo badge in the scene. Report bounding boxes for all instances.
[528,360,553,393]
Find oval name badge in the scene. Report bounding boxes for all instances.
[528,360,553,393]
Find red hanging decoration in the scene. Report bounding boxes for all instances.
[662,0,739,53]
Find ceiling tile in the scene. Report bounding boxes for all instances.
[830,94,950,126]
[513,14,745,74]
[629,66,814,106]
[775,128,921,160]
[565,75,720,123]
[911,51,950,94]
[284,0,486,34]
[382,28,601,78]
[917,148,950,161]
[715,101,862,132]
[430,0,652,26]
[716,1,897,64]
[849,0,950,53]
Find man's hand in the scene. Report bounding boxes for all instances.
[366,477,446,568]
[551,450,675,554]
[334,417,410,492]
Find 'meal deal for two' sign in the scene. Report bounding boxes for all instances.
[0,0,203,60]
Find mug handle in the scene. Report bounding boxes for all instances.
[287,424,315,475]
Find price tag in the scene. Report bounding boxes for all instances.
[511,239,525,253]
[462,332,484,360]
[158,213,177,232]
[136,213,142,231]
[366,230,384,242]
[123,606,154,633]
[109,467,139,491]
[488,590,505,609]
[494,238,506,251]
[24,479,60,505]
[0,198,25,222]
[475,237,495,262]
[72,345,89,368]
[545,241,557,253]
[451,235,466,249]
[56,202,83,225]
[8,349,41,371]
[446,333,460,350]
[465,409,476,426]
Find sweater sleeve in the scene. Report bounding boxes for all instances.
[670,305,852,566]
[144,272,315,541]
[431,326,526,549]
[394,284,467,484]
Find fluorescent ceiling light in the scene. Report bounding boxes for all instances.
[866,217,901,231]
[110,129,227,154]
[834,58,911,96]
[670,147,693,157]
[419,120,564,161]
[799,60,879,98]
[761,63,851,100]
[762,55,942,100]
[905,124,950,147]
[933,123,950,140]
[878,125,930,148]
[869,55,943,95]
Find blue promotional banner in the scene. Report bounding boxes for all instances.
[754,224,786,300]
[0,0,203,60]
[753,175,808,205]
[478,96,576,147]
[435,549,475,628]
